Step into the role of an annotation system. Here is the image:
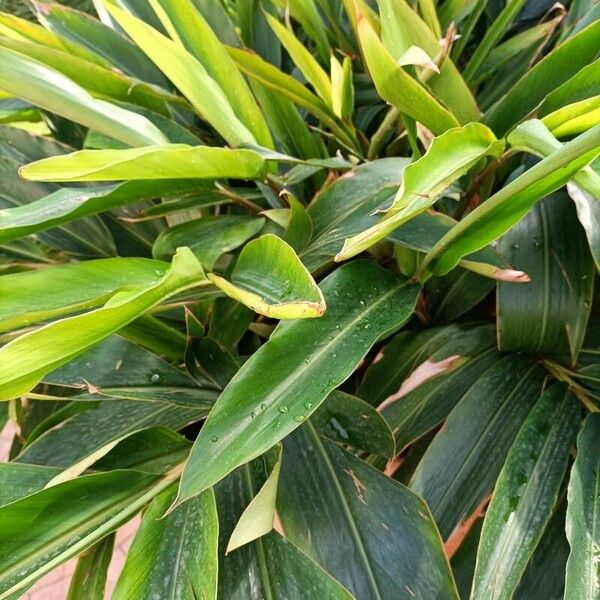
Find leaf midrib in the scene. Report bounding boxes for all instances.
[307,422,383,600]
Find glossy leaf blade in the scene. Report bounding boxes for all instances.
[113,483,218,600]
[0,46,167,147]
[19,145,266,182]
[177,260,420,502]
[410,355,545,538]
[0,469,172,599]
[497,193,595,360]
[216,461,354,600]
[421,123,600,277]
[336,124,503,261]
[565,413,600,600]
[0,257,167,332]
[0,247,206,401]
[471,384,580,600]
[278,423,459,600]
[301,158,409,271]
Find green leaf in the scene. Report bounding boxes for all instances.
[336,123,503,261]
[497,193,595,361]
[226,445,282,553]
[565,412,600,600]
[265,12,331,105]
[410,355,545,538]
[507,118,600,198]
[0,247,207,401]
[208,234,325,319]
[147,0,273,148]
[330,54,354,121]
[216,461,354,600]
[0,35,177,116]
[278,423,459,599]
[543,96,600,138]
[484,19,600,136]
[374,324,500,451]
[568,183,600,271]
[283,193,312,252]
[0,462,61,507]
[176,260,419,503]
[0,179,205,245]
[227,46,359,152]
[388,210,525,282]
[471,384,580,600]
[301,158,409,271]
[0,257,168,332]
[0,47,167,147]
[0,469,174,599]
[15,398,208,478]
[379,0,479,124]
[312,390,395,457]
[514,492,569,600]
[19,144,266,182]
[67,534,114,600]
[102,1,257,146]
[420,123,600,278]
[357,13,460,135]
[35,1,169,86]
[153,214,265,269]
[463,0,527,83]
[113,483,218,600]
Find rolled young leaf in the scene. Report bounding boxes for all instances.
[176,260,420,504]
[0,247,207,401]
[208,234,326,319]
[19,145,267,182]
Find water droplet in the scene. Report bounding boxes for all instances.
[278,406,289,414]
[303,402,313,410]
[360,300,365,306]
[364,323,371,329]
[511,243,520,250]
[260,403,267,411]
[250,411,257,419]
[210,435,219,442]
[150,372,161,383]
[293,415,305,423]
